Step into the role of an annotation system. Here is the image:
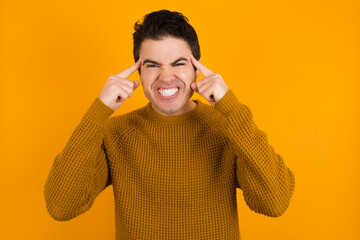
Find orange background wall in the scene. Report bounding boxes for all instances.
[1,0,359,239]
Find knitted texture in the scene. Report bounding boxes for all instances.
[44,89,295,239]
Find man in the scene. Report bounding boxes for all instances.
[44,9,295,239]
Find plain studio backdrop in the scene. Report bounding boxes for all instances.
[0,0,359,239]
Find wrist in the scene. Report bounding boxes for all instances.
[214,89,243,116]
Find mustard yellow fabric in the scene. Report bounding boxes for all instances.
[44,89,295,239]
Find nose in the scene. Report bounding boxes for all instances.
[158,65,175,82]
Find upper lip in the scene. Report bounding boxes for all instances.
[156,85,181,90]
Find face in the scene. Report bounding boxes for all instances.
[138,36,199,116]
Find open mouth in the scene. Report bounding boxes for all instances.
[158,87,179,97]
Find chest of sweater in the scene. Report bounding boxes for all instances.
[106,122,237,204]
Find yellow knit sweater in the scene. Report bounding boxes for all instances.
[44,89,295,239]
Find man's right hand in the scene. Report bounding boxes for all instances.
[98,59,141,111]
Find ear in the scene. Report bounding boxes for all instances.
[195,58,201,78]
[137,63,142,80]
[136,67,143,85]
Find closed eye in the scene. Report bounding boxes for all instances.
[174,62,185,66]
[146,64,158,68]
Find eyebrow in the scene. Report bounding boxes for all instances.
[142,57,188,66]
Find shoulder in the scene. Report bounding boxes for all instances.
[104,105,147,136]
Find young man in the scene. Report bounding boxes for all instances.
[44,9,295,239]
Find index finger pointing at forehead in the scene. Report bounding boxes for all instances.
[115,59,141,78]
[190,55,214,77]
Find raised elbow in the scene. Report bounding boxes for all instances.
[248,195,293,218]
[245,173,295,218]
[262,177,295,217]
[45,205,73,221]
[44,198,92,221]
[43,185,93,221]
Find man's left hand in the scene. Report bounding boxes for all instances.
[190,55,229,106]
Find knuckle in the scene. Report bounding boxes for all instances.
[109,81,119,87]
[116,85,125,92]
[108,77,118,84]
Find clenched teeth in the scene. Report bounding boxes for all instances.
[158,87,179,96]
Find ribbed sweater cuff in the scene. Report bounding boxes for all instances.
[214,89,243,116]
[82,97,115,125]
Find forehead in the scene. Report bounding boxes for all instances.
[139,36,192,62]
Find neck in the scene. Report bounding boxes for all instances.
[151,100,197,116]
[144,99,205,124]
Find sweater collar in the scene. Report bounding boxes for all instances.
[144,100,206,124]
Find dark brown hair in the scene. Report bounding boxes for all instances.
[133,9,201,66]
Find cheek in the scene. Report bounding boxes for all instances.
[175,69,196,84]
[140,71,158,88]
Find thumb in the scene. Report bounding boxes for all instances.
[191,82,198,92]
[133,80,140,90]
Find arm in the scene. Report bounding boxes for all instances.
[43,97,115,221]
[189,56,295,217]
[214,90,295,217]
